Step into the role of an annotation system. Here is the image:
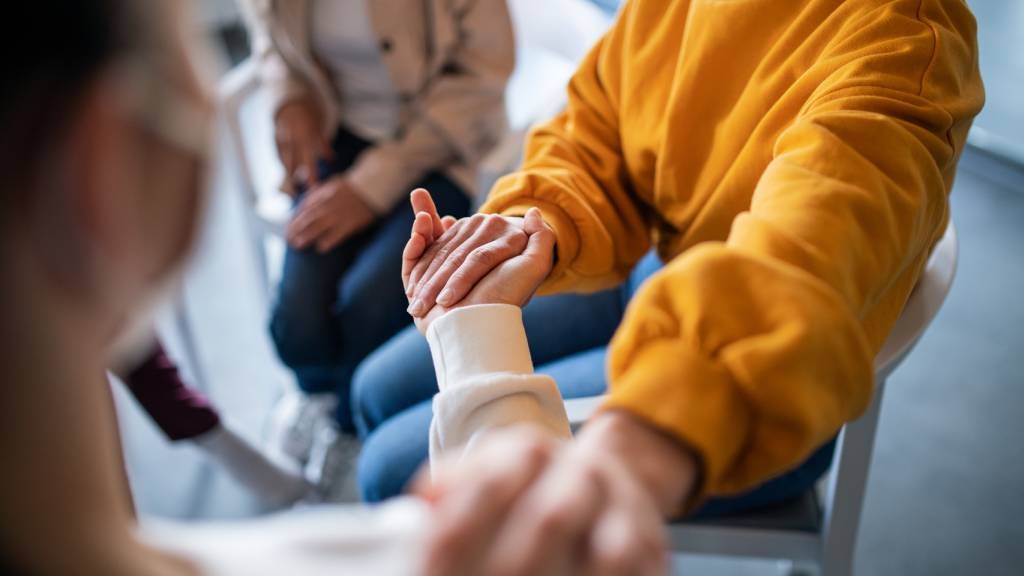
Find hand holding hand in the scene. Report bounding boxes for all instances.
[274,100,332,195]
[287,175,375,253]
[401,189,555,334]
[403,191,556,318]
[415,411,701,576]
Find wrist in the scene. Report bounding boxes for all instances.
[275,96,318,123]
[579,410,700,516]
[424,304,532,391]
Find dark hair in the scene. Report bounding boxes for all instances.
[0,0,133,213]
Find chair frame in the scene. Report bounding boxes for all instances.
[564,225,959,576]
[218,57,276,305]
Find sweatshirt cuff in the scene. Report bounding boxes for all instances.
[426,304,534,391]
[602,340,752,510]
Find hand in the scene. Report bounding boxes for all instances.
[414,412,700,576]
[401,189,555,333]
[404,196,555,318]
[274,100,332,195]
[287,176,375,252]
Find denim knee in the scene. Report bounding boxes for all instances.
[350,349,400,439]
[350,326,437,440]
[356,401,432,502]
[357,444,410,503]
[351,361,378,439]
[268,303,339,370]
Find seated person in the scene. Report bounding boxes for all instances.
[236,0,514,456]
[353,0,986,542]
[0,1,660,573]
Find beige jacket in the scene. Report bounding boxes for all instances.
[239,0,515,213]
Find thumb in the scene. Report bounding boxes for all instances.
[522,208,555,261]
[402,212,435,289]
[523,207,547,235]
[410,188,444,239]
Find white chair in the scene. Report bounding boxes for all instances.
[217,0,614,301]
[565,224,959,576]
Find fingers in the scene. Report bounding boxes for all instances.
[288,188,331,247]
[486,461,607,576]
[522,207,545,235]
[405,221,472,307]
[440,215,457,231]
[419,216,525,308]
[584,510,668,576]
[521,209,557,264]
[410,188,445,239]
[319,135,334,162]
[315,220,352,253]
[434,232,529,307]
[420,431,555,576]
[583,463,668,576]
[410,214,528,314]
[303,144,320,189]
[287,196,331,248]
[402,212,435,292]
[276,134,297,195]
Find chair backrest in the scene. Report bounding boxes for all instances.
[818,223,957,571]
[873,224,959,378]
[218,59,282,216]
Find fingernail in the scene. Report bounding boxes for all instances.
[408,299,425,316]
[437,289,452,305]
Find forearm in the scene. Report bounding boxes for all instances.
[426,304,571,464]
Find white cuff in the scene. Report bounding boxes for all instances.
[425,304,533,391]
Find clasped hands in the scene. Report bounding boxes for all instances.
[401,188,554,334]
[403,189,700,576]
[275,100,375,253]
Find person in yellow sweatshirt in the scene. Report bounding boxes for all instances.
[357,0,984,571]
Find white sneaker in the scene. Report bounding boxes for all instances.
[264,391,337,468]
[305,423,362,504]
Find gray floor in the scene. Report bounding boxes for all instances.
[117,1,1024,573]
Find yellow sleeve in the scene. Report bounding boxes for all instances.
[479,4,651,295]
[603,1,984,499]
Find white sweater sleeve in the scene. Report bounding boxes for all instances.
[141,500,429,575]
[426,304,572,466]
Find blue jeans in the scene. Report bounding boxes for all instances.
[270,128,471,432]
[352,251,836,516]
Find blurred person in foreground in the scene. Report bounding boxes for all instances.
[357,0,986,562]
[0,1,658,574]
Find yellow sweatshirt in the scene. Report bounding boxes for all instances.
[481,0,983,499]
